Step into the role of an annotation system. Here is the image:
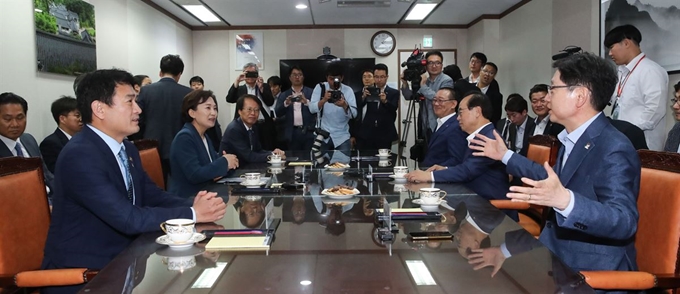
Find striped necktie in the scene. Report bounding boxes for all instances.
[117,148,134,202]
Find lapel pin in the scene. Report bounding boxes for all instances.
[129,156,134,168]
[584,143,591,150]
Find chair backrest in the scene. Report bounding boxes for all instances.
[526,135,560,166]
[0,157,50,276]
[635,150,680,275]
[132,139,165,190]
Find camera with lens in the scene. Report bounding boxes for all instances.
[245,71,258,78]
[291,95,301,102]
[328,78,342,103]
[401,47,427,83]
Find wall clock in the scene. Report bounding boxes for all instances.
[371,30,396,57]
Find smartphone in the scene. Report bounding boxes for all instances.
[245,71,258,78]
[408,231,453,240]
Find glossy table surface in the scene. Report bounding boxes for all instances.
[79,152,593,294]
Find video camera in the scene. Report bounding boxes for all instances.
[401,47,427,82]
[328,78,342,103]
[552,46,582,61]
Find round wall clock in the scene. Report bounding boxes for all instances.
[371,30,396,57]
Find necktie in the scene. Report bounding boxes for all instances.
[248,129,255,150]
[117,148,134,202]
[14,142,24,157]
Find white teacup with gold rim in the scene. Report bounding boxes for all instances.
[240,172,261,185]
[160,218,195,243]
[378,160,392,167]
[419,188,447,204]
[267,153,282,163]
[378,149,392,156]
[393,166,408,177]
[163,255,197,271]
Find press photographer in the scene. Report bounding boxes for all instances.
[275,65,316,152]
[309,62,357,154]
[351,64,399,150]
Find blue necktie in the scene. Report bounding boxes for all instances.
[248,129,255,150]
[117,148,134,202]
[14,142,24,157]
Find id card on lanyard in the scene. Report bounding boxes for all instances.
[612,55,645,119]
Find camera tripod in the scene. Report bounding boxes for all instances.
[397,78,423,166]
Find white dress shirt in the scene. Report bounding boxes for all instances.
[611,52,669,151]
[0,134,28,157]
[515,116,528,152]
[435,112,456,132]
[533,115,550,136]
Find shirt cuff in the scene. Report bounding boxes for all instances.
[190,207,197,222]
[501,150,514,165]
[500,243,512,258]
[554,189,575,218]
[430,171,435,182]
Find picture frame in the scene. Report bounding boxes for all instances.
[600,0,680,74]
[234,32,264,71]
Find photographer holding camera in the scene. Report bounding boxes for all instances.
[275,66,316,151]
[225,63,277,150]
[351,64,399,150]
[309,62,357,154]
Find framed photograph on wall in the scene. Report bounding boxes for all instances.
[234,32,264,71]
[601,0,680,74]
[34,0,97,76]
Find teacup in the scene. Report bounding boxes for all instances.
[378,160,392,167]
[378,149,392,156]
[268,167,283,174]
[240,172,261,185]
[160,218,195,243]
[419,188,447,204]
[393,166,408,177]
[267,154,282,163]
[163,255,197,271]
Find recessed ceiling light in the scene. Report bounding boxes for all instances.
[182,5,221,22]
[300,280,312,286]
[405,3,437,20]
[296,4,308,9]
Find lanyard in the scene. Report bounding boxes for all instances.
[616,55,645,98]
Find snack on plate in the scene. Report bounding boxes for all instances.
[326,185,356,195]
[328,162,349,169]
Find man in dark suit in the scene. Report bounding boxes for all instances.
[137,54,192,181]
[40,96,83,173]
[420,87,468,168]
[665,81,680,152]
[226,63,277,150]
[351,63,399,150]
[275,65,316,151]
[471,53,640,275]
[404,93,511,219]
[475,62,503,125]
[495,94,535,156]
[529,84,564,137]
[221,95,285,164]
[41,69,226,294]
[0,92,54,193]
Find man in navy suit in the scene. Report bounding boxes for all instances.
[470,52,640,275]
[275,65,316,151]
[420,87,468,168]
[137,54,193,181]
[0,92,54,194]
[351,63,400,150]
[495,94,535,156]
[40,96,83,173]
[404,93,510,215]
[529,84,564,137]
[221,95,285,164]
[41,69,227,294]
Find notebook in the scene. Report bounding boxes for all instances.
[205,235,271,250]
[288,161,312,166]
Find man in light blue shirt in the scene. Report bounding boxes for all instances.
[309,62,357,154]
[415,51,453,140]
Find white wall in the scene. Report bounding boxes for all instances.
[0,0,193,140]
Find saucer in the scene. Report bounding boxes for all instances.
[375,154,391,157]
[156,246,205,257]
[267,160,284,165]
[412,199,444,212]
[240,180,267,188]
[156,232,206,250]
[388,174,407,182]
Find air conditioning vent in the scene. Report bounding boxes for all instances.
[337,0,391,8]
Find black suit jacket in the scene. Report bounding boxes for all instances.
[274,86,316,143]
[220,118,270,164]
[533,116,565,137]
[225,83,277,150]
[495,116,535,156]
[0,133,54,191]
[665,122,680,152]
[350,86,399,147]
[137,77,193,159]
[39,128,70,174]
[609,118,649,150]
[485,81,503,125]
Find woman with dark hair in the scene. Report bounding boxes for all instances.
[132,75,151,94]
[169,90,239,198]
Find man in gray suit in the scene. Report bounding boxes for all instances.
[0,92,54,194]
[137,54,193,181]
[664,81,680,152]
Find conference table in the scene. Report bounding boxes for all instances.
[79,151,594,293]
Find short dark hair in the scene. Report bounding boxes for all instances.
[132,75,149,87]
[504,94,528,113]
[466,93,493,121]
[507,93,524,102]
[470,52,488,64]
[674,81,680,93]
[529,84,549,97]
[190,76,204,85]
[604,24,642,48]
[0,92,28,114]
[267,76,282,86]
[374,63,389,76]
[484,62,498,73]
[159,54,184,76]
[73,72,88,94]
[552,52,617,112]
[425,50,443,62]
[181,90,217,123]
[443,64,463,81]
[289,65,303,76]
[51,96,78,124]
[76,69,136,124]
[236,94,259,111]
[438,87,456,101]
[326,62,344,77]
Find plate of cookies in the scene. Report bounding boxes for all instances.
[321,185,360,199]
[324,162,350,171]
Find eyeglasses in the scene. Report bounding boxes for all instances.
[481,69,496,75]
[243,107,260,114]
[432,99,453,104]
[427,61,442,66]
[671,98,680,106]
[548,85,571,94]
[374,75,387,79]
[291,73,303,77]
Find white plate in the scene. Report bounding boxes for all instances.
[324,163,349,171]
[240,180,267,188]
[267,160,284,165]
[156,232,206,250]
[375,154,391,157]
[321,188,360,199]
[388,174,407,182]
